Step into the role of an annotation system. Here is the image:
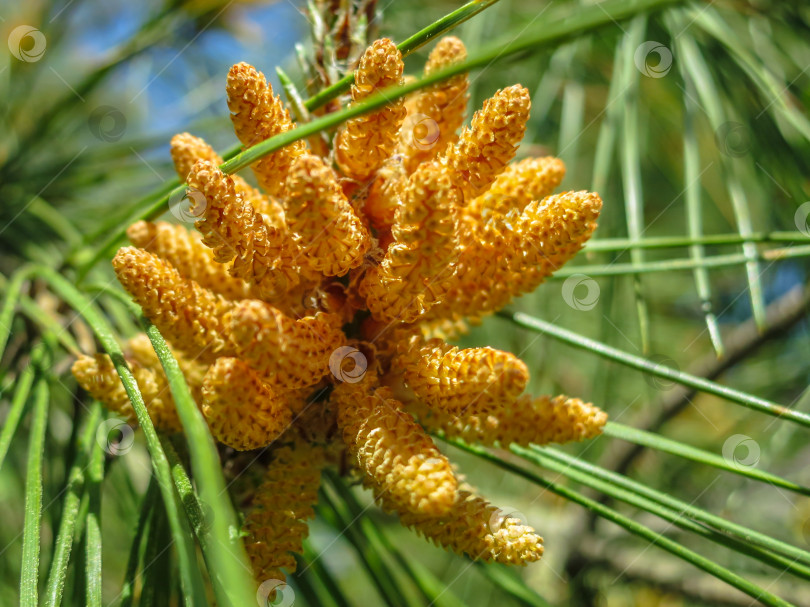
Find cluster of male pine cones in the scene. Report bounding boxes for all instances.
[73,36,608,583]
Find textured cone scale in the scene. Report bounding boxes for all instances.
[229,299,345,390]
[72,352,181,432]
[170,132,285,224]
[335,38,406,181]
[112,247,234,362]
[285,154,372,276]
[201,357,292,451]
[411,393,608,448]
[397,36,469,173]
[363,38,469,229]
[381,489,543,564]
[433,190,602,321]
[333,380,457,516]
[186,159,308,297]
[126,333,207,407]
[512,190,603,291]
[395,336,529,414]
[444,84,531,202]
[127,220,259,301]
[226,62,307,197]
[128,218,314,317]
[72,354,138,422]
[364,36,468,230]
[244,442,325,583]
[360,161,460,323]
[466,156,566,219]
[363,155,408,230]
[73,35,612,575]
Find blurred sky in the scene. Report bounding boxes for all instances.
[7,0,310,146]
[80,1,307,132]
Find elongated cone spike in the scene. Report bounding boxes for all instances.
[71,353,181,432]
[335,38,406,181]
[201,357,292,451]
[380,489,544,564]
[443,84,531,202]
[434,190,601,320]
[113,247,234,362]
[72,354,136,423]
[332,380,457,516]
[127,221,316,318]
[363,155,408,231]
[127,221,259,301]
[170,132,285,224]
[126,333,207,407]
[285,154,372,276]
[398,36,469,173]
[244,441,325,583]
[360,161,460,323]
[512,190,603,292]
[187,159,305,297]
[395,336,529,414]
[411,393,608,448]
[226,62,307,197]
[466,156,566,219]
[229,299,345,390]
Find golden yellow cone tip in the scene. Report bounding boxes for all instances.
[186,159,304,297]
[244,441,325,583]
[285,154,372,276]
[125,333,207,407]
[112,246,234,362]
[512,190,603,292]
[71,352,182,433]
[444,84,531,202]
[332,380,458,516]
[126,220,259,301]
[72,354,137,422]
[365,36,468,230]
[381,489,544,564]
[226,62,307,198]
[360,160,460,323]
[170,132,285,224]
[412,393,608,448]
[433,189,602,320]
[201,357,292,451]
[397,36,469,173]
[466,156,566,219]
[395,336,529,415]
[335,38,407,181]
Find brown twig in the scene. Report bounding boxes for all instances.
[609,284,810,476]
